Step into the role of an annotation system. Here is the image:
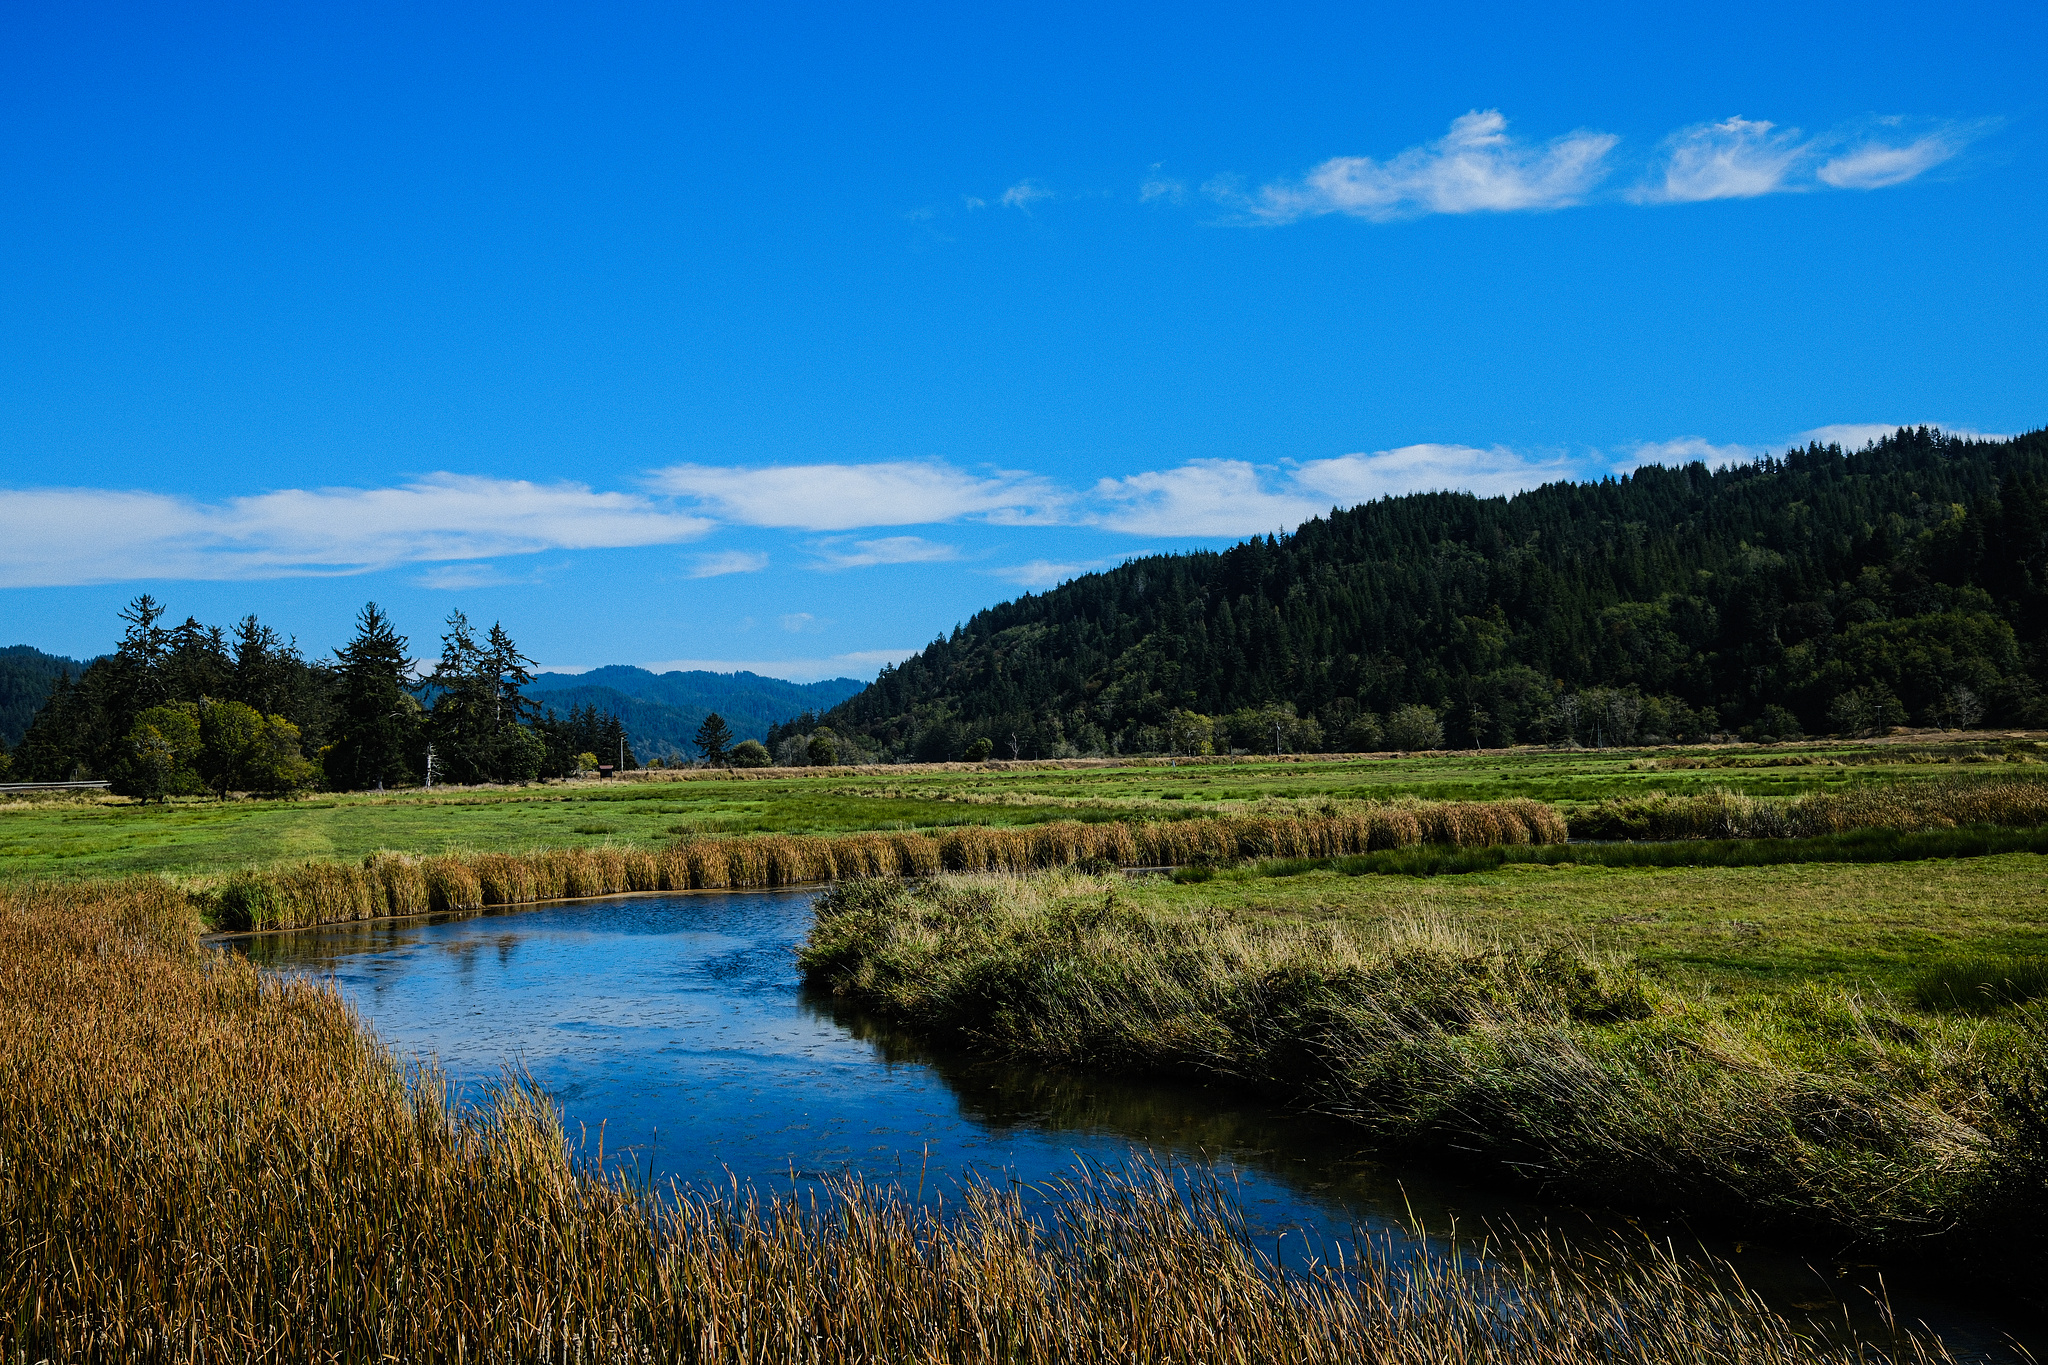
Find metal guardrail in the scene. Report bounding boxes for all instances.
[0,780,112,792]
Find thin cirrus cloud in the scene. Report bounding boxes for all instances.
[685,549,770,579]
[647,460,1060,531]
[1000,179,1055,210]
[986,558,1125,589]
[1214,109,1986,224]
[1224,110,1620,223]
[0,474,712,589]
[1630,115,1987,203]
[807,535,961,570]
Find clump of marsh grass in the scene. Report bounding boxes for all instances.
[0,877,1971,1363]
[1913,957,2048,1014]
[1573,775,2048,842]
[198,800,1568,931]
[801,874,2048,1269]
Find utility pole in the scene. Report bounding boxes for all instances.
[1273,719,1282,758]
[618,734,625,774]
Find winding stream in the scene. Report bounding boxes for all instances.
[236,888,2038,1362]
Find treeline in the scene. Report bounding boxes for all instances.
[12,598,636,794]
[818,426,2048,760]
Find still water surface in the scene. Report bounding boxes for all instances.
[238,889,2035,1361]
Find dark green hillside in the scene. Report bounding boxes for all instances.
[821,427,2048,760]
[0,646,91,749]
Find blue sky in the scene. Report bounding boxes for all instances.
[2,1,2042,678]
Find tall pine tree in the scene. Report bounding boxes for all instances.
[324,603,420,790]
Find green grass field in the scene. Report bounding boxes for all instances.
[4,735,2041,881]
[1127,851,2048,996]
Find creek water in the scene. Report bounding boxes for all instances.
[236,888,2037,1362]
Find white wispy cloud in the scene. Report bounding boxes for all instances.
[1638,116,1980,203]
[985,556,1129,588]
[1614,422,2017,474]
[685,549,770,579]
[779,611,823,632]
[647,459,1060,530]
[0,475,711,589]
[1200,109,1985,226]
[1639,116,1805,202]
[1794,422,2012,449]
[1089,461,1314,536]
[1798,423,1903,451]
[1139,166,1186,203]
[413,562,519,590]
[1817,131,1968,189]
[25,421,2022,592]
[807,535,961,570]
[1000,179,1054,210]
[1619,436,1762,472]
[1089,444,1576,537]
[1233,110,1619,224]
[1292,444,1578,502]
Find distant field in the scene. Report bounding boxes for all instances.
[1,735,2040,881]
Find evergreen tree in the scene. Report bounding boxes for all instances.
[325,603,420,790]
[424,613,546,785]
[601,713,638,771]
[533,702,632,777]
[694,712,733,766]
[425,611,494,784]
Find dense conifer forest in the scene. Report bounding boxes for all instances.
[817,427,2048,760]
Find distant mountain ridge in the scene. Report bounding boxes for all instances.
[525,667,866,760]
[0,645,92,748]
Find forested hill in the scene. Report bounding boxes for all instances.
[818,427,2048,761]
[0,646,90,748]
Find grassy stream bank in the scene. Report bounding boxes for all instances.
[799,869,2048,1284]
[0,877,1977,1363]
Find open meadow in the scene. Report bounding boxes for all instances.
[2,732,2041,883]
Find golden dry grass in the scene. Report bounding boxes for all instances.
[0,876,1969,1363]
[206,800,1565,931]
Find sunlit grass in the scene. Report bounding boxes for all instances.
[801,870,2048,1275]
[0,875,1985,1362]
[2,735,2038,882]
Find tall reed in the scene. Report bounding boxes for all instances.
[0,877,1973,1362]
[204,800,1565,931]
